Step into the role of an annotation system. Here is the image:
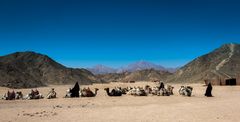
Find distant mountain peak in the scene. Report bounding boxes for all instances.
[123,61,165,72]
[87,65,117,75]
[88,61,178,74]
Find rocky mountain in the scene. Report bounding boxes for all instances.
[117,61,166,73]
[0,51,98,88]
[167,43,240,83]
[87,65,117,75]
[88,61,177,75]
[97,69,172,82]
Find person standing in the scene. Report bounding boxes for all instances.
[205,83,213,97]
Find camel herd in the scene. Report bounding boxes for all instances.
[1,82,200,100]
[2,88,53,100]
[103,83,192,97]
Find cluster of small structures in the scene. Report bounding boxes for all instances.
[1,82,213,100]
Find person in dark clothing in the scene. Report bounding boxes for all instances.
[159,82,165,90]
[205,83,213,97]
[70,82,80,97]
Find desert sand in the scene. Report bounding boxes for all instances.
[0,82,240,122]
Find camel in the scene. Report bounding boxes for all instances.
[46,88,57,99]
[151,86,159,95]
[104,88,122,96]
[154,82,170,96]
[149,83,173,96]
[81,87,99,97]
[144,85,152,95]
[126,87,137,95]
[24,89,44,100]
[65,88,72,98]
[2,90,24,100]
[135,87,147,96]
[15,91,23,99]
[2,90,16,100]
[127,87,147,96]
[158,88,170,96]
[179,86,193,97]
[167,85,174,95]
[120,87,129,94]
[115,87,129,95]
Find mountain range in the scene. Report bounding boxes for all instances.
[97,69,172,83]
[0,43,239,88]
[87,61,178,75]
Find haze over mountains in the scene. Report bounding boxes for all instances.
[87,61,178,75]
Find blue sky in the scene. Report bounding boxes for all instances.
[0,0,240,68]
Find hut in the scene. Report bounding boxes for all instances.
[204,71,240,85]
[204,77,225,86]
[204,78,239,86]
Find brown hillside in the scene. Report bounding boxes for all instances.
[167,43,240,83]
[0,51,98,88]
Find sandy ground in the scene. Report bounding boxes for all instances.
[0,82,240,122]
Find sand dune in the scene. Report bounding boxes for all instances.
[0,82,239,122]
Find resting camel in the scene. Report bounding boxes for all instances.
[2,90,24,100]
[46,88,57,99]
[179,86,193,97]
[151,86,159,95]
[158,88,170,96]
[126,87,138,95]
[65,88,72,98]
[104,88,122,96]
[149,83,173,96]
[114,87,129,94]
[144,85,152,95]
[81,87,99,97]
[136,87,147,96]
[167,85,174,95]
[127,87,147,96]
[2,90,15,100]
[24,89,44,100]
[120,87,129,94]
[15,91,23,99]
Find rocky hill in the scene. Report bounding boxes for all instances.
[167,43,240,83]
[0,51,98,88]
[97,69,172,82]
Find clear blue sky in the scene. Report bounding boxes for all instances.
[0,0,239,68]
